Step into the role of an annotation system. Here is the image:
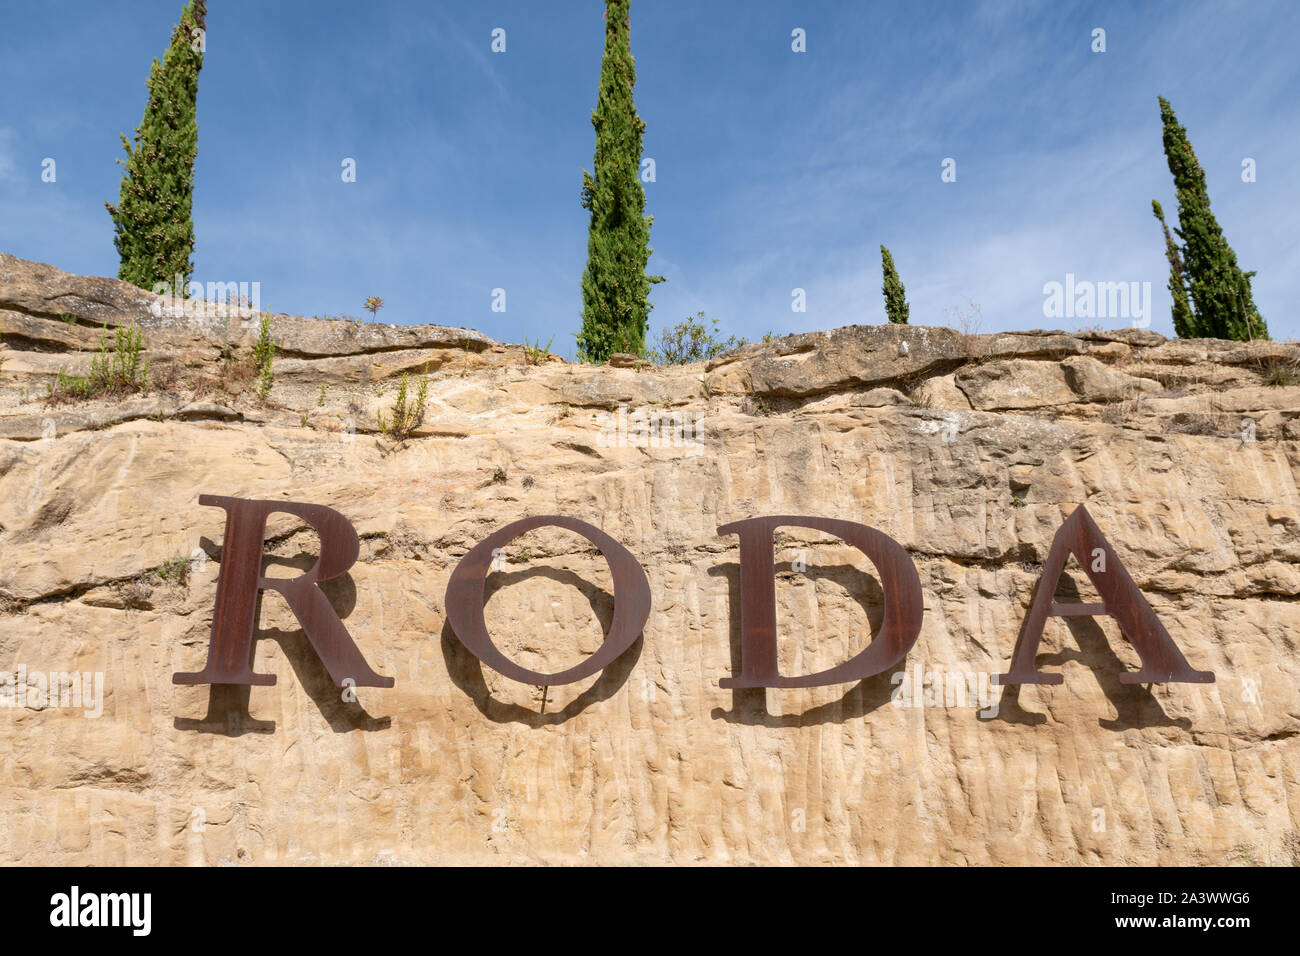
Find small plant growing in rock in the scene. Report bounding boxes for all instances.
[318,384,329,406]
[122,553,191,608]
[1263,363,1300,388]
[253,313,275,399]
[59,312,77,324]
[190,341,256,401]
[377,365,429,439]
[1256,349,1300,388]
[945,299,986,364]
[908,383,934,409]
[364,297,384,321]
[120,577,153,610]
[154,553,192,587]
[648,312,746,365]
[524,335,555,365]
[49,322,150,401]
[1163,410,1220,436]
[491,467,508,484]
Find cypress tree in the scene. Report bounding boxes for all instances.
[577,0,663,363]
[880,245,909,325]
[106,1,206,293]
[1157,97,1267,341]
[1151,201,1195,338]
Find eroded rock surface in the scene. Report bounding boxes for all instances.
[1,254,1298,865]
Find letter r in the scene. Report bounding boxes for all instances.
[174,495,393,689]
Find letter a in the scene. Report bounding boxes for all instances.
[996,504,1213,685]
[718,516,923,687]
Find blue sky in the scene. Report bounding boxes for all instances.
[2,0,1297,353]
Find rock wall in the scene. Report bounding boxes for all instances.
[1,253,1298,865]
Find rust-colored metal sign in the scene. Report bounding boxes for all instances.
[717,516,923,688]
[444,516,652,686]
[173,495,394,689]
[175,496,1211,702]
[996,504,1214,685]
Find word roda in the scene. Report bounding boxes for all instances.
[174,496,1213,703]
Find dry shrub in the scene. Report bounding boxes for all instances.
[1162,388,1223,436]
[1163,410,1220,436]
[1100,389,1151,426]
[1258,348,1300,388]
[945,299,987,365]
[191,351,258,400]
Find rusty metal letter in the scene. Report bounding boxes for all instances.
[444,516,651,686]
[718,516,923,688]
[996,504,1213,685]
[174,495,394,689]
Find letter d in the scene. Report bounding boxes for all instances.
[718,516,923,688]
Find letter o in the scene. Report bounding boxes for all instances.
[445,516,651,685]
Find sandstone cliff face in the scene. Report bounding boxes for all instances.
[1,253,1298,866]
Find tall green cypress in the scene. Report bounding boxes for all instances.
[106,1,206,292]
[1154,200,1190,338]
[577,0,663,363]
[1157,97,1267,341]
[1151,201,1195,338]
[880,245,909,325]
